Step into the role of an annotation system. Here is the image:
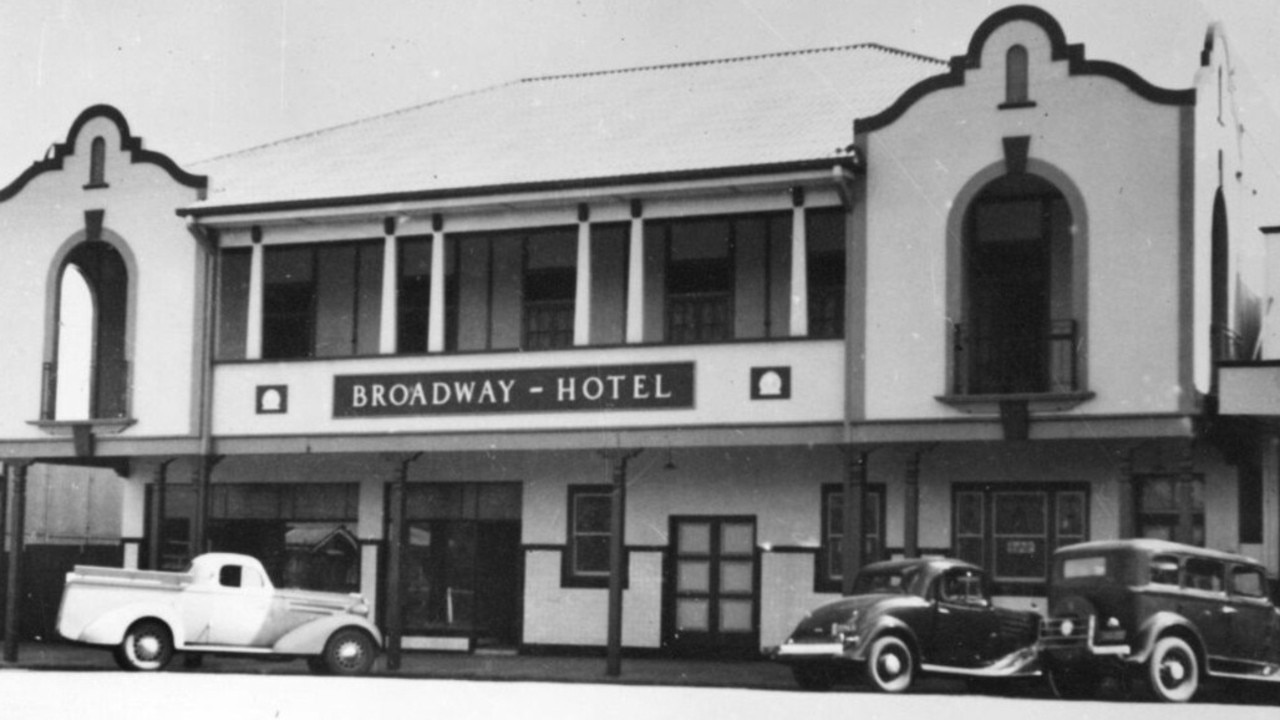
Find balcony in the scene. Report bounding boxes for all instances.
[942,319,1091,414]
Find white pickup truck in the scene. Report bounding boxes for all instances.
[56,552,382,674]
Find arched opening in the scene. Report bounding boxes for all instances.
[1209,189,1235,362]
[1005,45,1029,104]
[53,241,130,419]
[54,266,94,419]
[958,173,1074,394]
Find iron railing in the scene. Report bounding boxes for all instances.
[952,319,1079,395]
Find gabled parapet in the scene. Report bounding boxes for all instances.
[0,104,206,204]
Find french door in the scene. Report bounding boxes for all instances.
[665,516,758,658]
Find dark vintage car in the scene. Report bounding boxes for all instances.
[1039,539,1280,702]
[772,558,1041,692]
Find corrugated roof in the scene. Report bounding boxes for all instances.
[189,43,944,212]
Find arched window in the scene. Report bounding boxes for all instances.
[88,136,107,187]
[48,241,130,419]
[1005,45,1029,105]
[956,173,1073,394]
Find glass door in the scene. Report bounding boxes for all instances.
[665,516,758,657]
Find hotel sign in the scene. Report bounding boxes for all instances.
[334,362,694,417]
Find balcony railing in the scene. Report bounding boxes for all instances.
[667,292,731,344]
[952,319,1079,395]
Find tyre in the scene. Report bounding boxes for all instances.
[322,628,377,676]
[1144,636,1199,703]
[116,620,174,672]
[864,635,915,693]
[306,657,329,674]
[791,663,837,691]
[1046,661,1102,700]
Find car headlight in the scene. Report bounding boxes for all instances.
[832,611,860,637]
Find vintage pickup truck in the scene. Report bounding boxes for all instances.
[57,552,382,674]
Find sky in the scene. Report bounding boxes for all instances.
[1,0,1279,192]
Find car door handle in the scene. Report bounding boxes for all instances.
[1222,606,1238,615]
[939,607,951,615]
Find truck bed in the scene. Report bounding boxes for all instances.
[67,565,191,589]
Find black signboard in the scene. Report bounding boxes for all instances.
[334,362,694,417]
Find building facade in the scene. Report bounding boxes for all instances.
[2,6,1278,658]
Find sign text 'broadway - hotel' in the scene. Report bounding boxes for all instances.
[333,363,694,417]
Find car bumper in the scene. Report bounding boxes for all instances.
[771,641,855,663]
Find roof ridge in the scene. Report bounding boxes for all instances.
[192,80,523,165]
[520,42,945,84]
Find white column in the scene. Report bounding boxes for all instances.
[625,201,645,344]
[379,218,399,354]
[245,227,265,359]
[789,188,809,337]
[427,214,446,353]
[358,476,386,619]
[574,204,592,346]
[120,476,147,570]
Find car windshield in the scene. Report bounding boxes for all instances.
[850,566,925,596]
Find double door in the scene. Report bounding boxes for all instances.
[665,516,758,658]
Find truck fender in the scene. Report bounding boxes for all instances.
[272,615,383,656]
[851,616,918,661]
[76,603,186,648]
[1130,611,1202,664]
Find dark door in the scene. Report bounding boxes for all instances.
[929,567,1000,667]
[402,519,521,647]
[665,517,758,658]
[1181,558,1233,664]
[969,242,1049,394]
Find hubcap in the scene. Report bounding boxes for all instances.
[136,636,161,660]
[881,653,903,677]
[1162,657,1187,685]
[336,641,363,666]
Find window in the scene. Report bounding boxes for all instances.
[1230,566,1266,598]
[149,483,360,591]
[952,484,1088,593]
[940,568,989,606]
[220,565,243,588]
[87,136,107,187]
[817,483,885,592]
[397,236,433,353]
[1184,558,1224,593]
[216,249,251,360]
[564,485,621,587]
[262,241,383,359]
[1150,554,1181,586]
[956,174,1076,394]
[807,209,846,338]
[666,218,733,343]
[1135,475,1205,546]
[1004,45,1029,105]
[523,229,577,350]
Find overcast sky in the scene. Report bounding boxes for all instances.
[2,0,1278,192]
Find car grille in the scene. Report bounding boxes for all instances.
[1039,615,1090,647]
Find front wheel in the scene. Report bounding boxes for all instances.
[864,635,915,693]
[322,628,377,676]
[1046,661,1102,700]
[115,620,174,672]
[1145,636,1199,702]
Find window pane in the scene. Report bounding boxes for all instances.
[720,560,753,593]
[678,561,710,593]
[574,536,610,575]
[1150,555,1180,586]
[1231,567,1265,597]
[216,250,250,360]
[994,538,1046,580]
[315,244,357,357]
[1056,492,1086,540]
[574,494,611,534]
[994,493,1046,534]
[827,493,844,536]
[679,523,711,555]
[266,246,314,283]
[719,599,753,632]
[676,599,709,631]
[1140,478,1176,511]
[1185,559,1224,592]
[956,492,984,535]
[720,523,754,555]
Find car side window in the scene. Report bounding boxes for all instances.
[1183,558,1224,593]
[1149,554,1180,586]
[940,569,989,607]
[1230,566,1266,599]
[219,565,243,588]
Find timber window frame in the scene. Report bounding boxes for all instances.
[816,483,886,593]
[562,484,627,589]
